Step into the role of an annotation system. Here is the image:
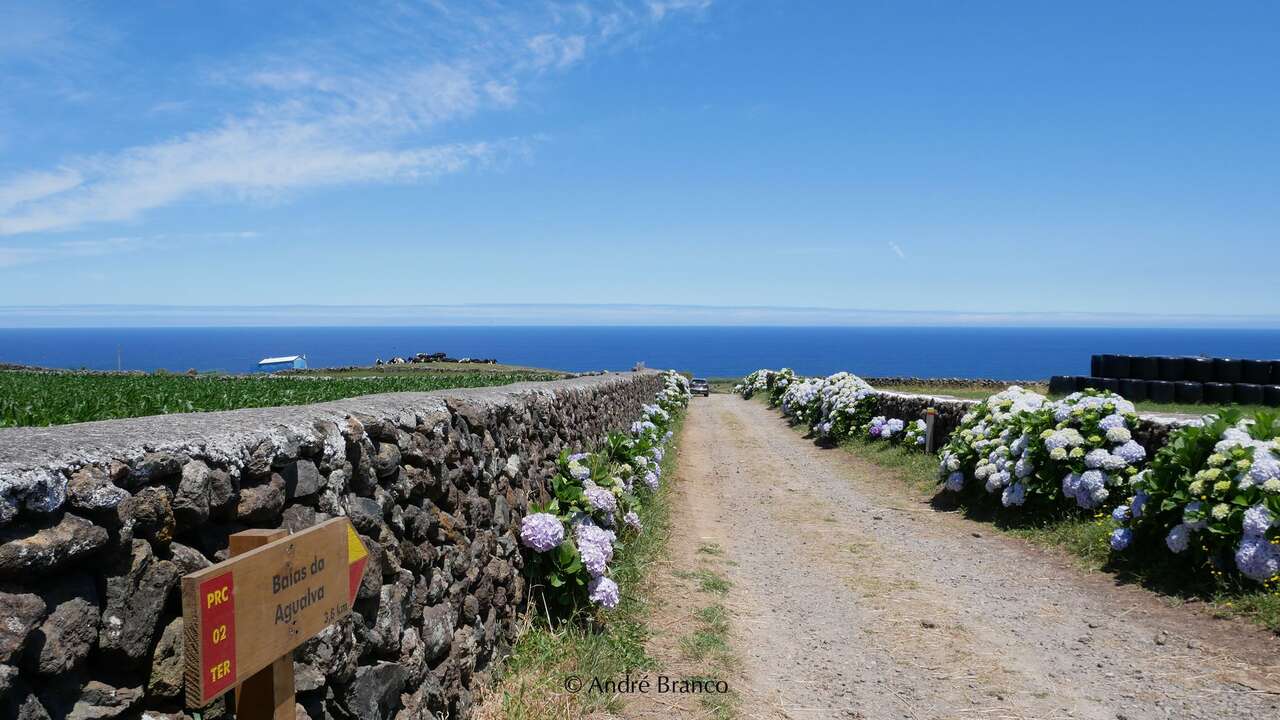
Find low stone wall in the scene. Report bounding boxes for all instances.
[0,371,663,719]
[870,390,1193,455]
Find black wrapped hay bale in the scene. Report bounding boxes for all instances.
[1147,380,1176,403]
[1119,379,1148,402]
[1048,376,1075,395]
[1131,356,1160,380]
[1184,357,1215,382]
[1101,354,1130,378]
[1204,382,1234,405]
[1081,376,1107,391]
[1158,356,1185,381]
[1214,358,1243,383]
[1234,383,1264,405]
[1241,359,1270,385]
[1265,385,1280,407]
[1176,381,1204,403]
[1103,377,1122,393]
[1090,354,1103,377]
[1272,361,1280,385]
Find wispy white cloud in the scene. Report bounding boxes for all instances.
[0,1,713,237]
[889,241,906,259]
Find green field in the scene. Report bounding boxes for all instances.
[0,369,563,427]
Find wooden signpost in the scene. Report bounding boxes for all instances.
[181,517,369,718]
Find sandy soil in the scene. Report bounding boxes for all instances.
[629,394,1280,720]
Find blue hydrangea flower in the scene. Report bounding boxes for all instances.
[1235,538,1280,583]
[1130,491,1148,519]
[1001,482,1026,507]
[1242,505,1275,538]
[642,471,659,491]
[1110,528,1133,550]
[1112,505,1130,522]
[1099,413,1127,431]
[588,575,621,608]
[1113,441,1146,465]
[1084,449,1111,469]
[568,452,590,462]
[945,471,965,492]
[1166,523,1191,554]
[519,513,565,553]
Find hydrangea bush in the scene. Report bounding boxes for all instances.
[519,370,690,613]
[936,386,1046,502]
[1111,410,1280,586]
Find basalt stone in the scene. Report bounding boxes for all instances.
[2,675,49,720]
[0,513,108,577]
[172,459,212,526]
[283,504,319,533]
[236,474,285,524]
[98,540,180,663]
[343,661,406,719]
[284,460,323,500]
[294,661,325,693]
[372,443,402,478]
[147,617,183,701]
[345,496,384,536]
[167,541,212,575]
[420,604,453,662]
[207,467,236,516]
[26,573,98,676]
[65,467,129,515]
[118,486,175,545]
[65,680,142,720]
[126,452,183,488]
[0,586,46,664]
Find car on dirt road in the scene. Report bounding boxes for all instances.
[690,378,710,396]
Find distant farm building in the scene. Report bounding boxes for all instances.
[257,355,307,372]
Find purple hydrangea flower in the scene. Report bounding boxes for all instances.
[519,513,565,553]
[1109,528,1133,551]
[568,452,590,462]
[588,575,621,608]
[575,522,615,577]
[584,483,617,514]
[624,511,642,532]
[642,471,659,491]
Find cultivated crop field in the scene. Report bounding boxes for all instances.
[0,369,562,427]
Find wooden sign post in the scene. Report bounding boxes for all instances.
[181,517,369,718]
[924,407,938,453]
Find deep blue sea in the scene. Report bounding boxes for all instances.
[1,327,1279,379]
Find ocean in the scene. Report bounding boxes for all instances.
[1,326,1278,379]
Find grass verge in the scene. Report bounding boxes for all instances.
[476,416,685,720]
[833,435,1280,633]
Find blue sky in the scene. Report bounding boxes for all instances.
[1,1,1278,325]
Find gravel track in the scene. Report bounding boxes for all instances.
[656,394,1280,720]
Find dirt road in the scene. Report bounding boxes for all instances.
[645,394,1280,720]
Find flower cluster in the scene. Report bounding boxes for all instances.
[864,416,906,440]
[1111,410,1280,585]
[902,418,927,447]
[735,368,797,406]
[936,386,1047,502]
[518,370,689,612]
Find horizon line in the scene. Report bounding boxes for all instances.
[1,303,1279,329]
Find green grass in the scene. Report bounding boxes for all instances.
[0,369,562,427]
[675,568,732,596]
[834,435,1280,633]
[481,417,685,719]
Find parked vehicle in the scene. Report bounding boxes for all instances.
[690,378,710,396]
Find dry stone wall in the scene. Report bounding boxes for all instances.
[0,371,663,720]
